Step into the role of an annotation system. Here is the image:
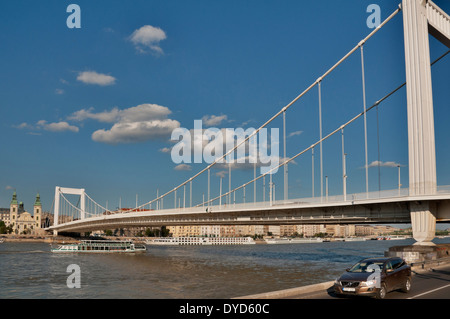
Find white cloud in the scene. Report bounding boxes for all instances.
[367,160,403,168]
[68,107,121,123]
[69,104,171,123]
[202,114,228,127]
[55,89,65,95]
[86,103,180,144]
[215,170,228,178]
[92,119,179,144]
[288,130,303,138]
[129,25,167,54]
[174,164,192,171]
[77,71,116,86]
[37,120,79,133]
[120,104,172,122]
[15,122,32,129]
[159,147,172,153]
[15,121,79,133]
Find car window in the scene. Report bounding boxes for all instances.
[348,261,384,273]
[391,259,403,269]
[385,261,393,271]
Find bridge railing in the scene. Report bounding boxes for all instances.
[139,185,450,216]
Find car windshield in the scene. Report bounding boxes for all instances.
[348,261,385,273]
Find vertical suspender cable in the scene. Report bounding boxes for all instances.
[318,81,323,202]
[283,110,288,202]
[341,128,347,201]
[254,162,257,204]
[361,44,369,198]
[208,168,210,208]
[269,173,273,206]
[219,177,222,208]
[229,163,231,205]
[376,105,381,193]
[263,175,266,202]
[312,147,315,198]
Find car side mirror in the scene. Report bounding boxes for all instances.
[345,268,350,272]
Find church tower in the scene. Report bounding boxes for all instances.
[9,191,18,232]
[34,193,42,230]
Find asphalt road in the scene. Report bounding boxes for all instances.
[299,264,450,299]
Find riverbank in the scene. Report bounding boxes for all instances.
[0,234,54,243]
[0,234,152,244]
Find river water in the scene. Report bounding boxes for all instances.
[1,238,450,299]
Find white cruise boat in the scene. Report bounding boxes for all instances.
[264,238,323,244]
[385,235,408,240]
[343,237,367,242]
[51,240,146,253]
[145,237,255,246]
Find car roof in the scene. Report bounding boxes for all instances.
[359,257,401,263]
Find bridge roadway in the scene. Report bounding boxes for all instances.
[47,187,450,234]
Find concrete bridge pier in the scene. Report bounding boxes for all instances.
[410,202,436,245]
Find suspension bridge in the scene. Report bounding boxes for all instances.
[46,0,450,245]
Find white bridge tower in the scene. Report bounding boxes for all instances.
[402,0,450,244]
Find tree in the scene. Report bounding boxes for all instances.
[0,221,6,234]
[161,226,170,237]
[145,228,154,237]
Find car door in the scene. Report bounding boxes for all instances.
[384,260,396,292]
[395,260,410,286]
[389,259,404,290]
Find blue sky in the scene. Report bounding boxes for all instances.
[0,0,449,215]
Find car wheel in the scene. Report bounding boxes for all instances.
[375,284,387,299]
[401,277,411,293]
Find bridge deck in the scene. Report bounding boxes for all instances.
[47,187,450,233]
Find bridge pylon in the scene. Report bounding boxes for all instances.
[53,186,86,235]
[402,0,450,245]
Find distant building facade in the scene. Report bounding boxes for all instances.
[2,192,43,235]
